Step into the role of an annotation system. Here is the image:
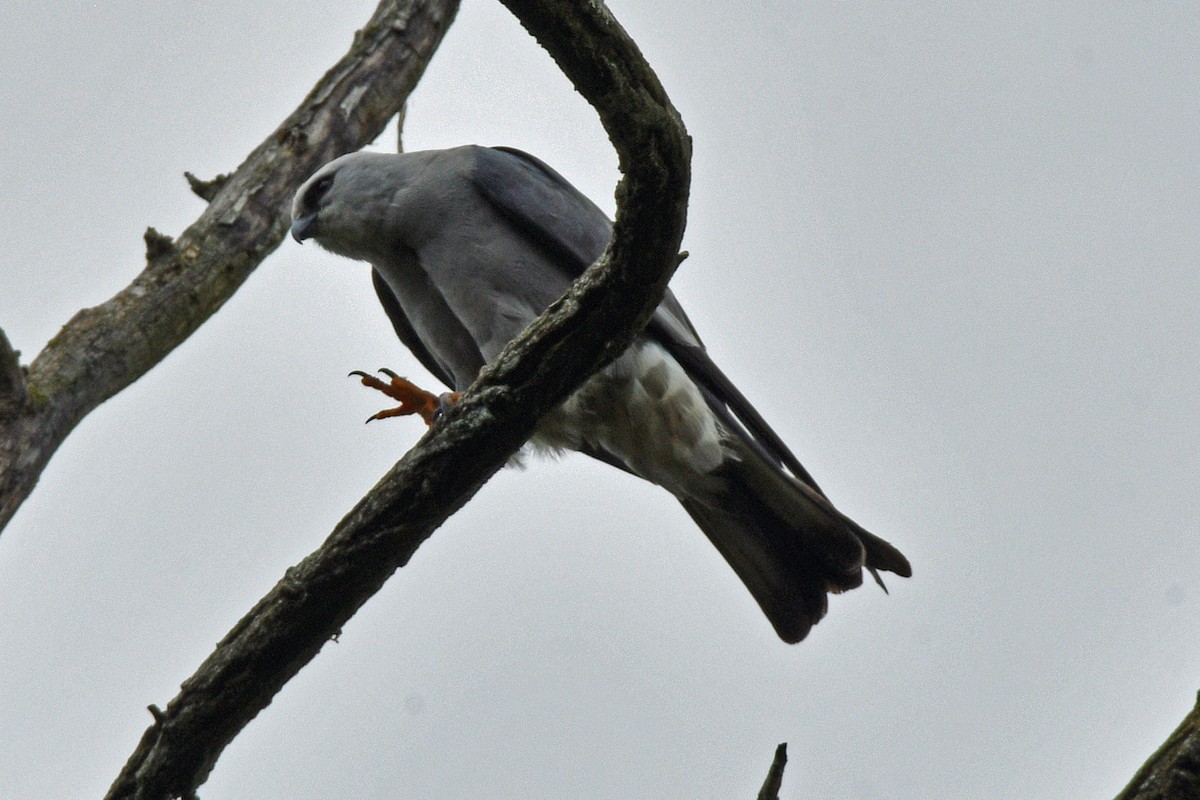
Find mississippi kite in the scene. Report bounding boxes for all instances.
[291,145,910,643]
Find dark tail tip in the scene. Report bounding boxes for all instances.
[858,528,913,579]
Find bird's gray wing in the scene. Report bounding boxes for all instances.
[475,147,706,343]
[371,267,457,390]
[473,146,613,274]
[472,146,821,492]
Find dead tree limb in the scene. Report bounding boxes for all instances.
[102,0,690,797]
[0,0,460,534]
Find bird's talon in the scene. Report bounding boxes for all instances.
[350,368,443,425]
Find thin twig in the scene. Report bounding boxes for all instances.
[757,743,788,800]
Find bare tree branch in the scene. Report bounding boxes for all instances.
[102,0,690,797]
[756,743,788,800]
[1114,692,1200,800]
[0,0,460,534]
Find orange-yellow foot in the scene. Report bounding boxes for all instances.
[348,368,462,425]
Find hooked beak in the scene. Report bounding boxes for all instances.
[291,212,318,244]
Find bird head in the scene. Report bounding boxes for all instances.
[290,152,403,262]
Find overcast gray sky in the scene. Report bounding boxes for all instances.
[1,2,1197,798]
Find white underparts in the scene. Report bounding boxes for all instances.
[530,341,726,496]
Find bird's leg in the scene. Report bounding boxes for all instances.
[349,368,461,426]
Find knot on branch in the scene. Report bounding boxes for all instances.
[143,227,177,265]
[0,329,28,417]
[277,124,311,155]
[184,171,230,202]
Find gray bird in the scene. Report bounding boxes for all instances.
[291,145,910,643]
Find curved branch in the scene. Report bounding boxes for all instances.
[0,0,460,534]
[103,0,690,797]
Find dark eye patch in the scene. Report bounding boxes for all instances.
[306,174,335,207]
